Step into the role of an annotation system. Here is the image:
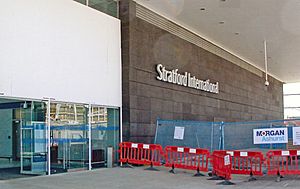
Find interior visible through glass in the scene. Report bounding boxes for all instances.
[0,98,47,179]
[91,106,119,168]
[50,103,89,173]
[0,97,120,179]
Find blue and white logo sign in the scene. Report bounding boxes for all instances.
[253,128,288,144]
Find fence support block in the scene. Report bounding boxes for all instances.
[276,170,283,182]
[207,176,224,180]
[248,171,257,182]
[217,180,235,185]
[194,168,205,177]
[145,162,159,171]
[169,164,176,174]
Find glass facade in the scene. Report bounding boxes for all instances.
[49,102,120,174]
[0,97,120,176]
[74,0,119,18]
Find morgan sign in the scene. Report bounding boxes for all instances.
[253,128,288,144]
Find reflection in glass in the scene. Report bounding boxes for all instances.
[89,0,118,18]
[73,0,87,6]
[20,101,47,175]
[91,106,119,168]
[50,103,88,173]
[91,106,107,168]
[0,97,120,176]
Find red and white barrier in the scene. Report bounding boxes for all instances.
[226,150,264,178]
[118,142,300,183]
[119,142,164,169]
[164,146,210,175]
[266,150,300,181]
[209,150,234,185]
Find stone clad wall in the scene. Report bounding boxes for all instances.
[120,0,284,143]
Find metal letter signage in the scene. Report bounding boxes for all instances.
[156,64,219,94]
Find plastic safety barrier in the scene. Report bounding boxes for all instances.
[209,150,234,185]
[164,146,210,176]
[119,142,164,169]
[266,150,300,181]
[118,142,300,183]
[226,150,264,179]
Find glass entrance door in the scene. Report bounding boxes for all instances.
[20,101,47,175]
[50,102,88,173]
[91,106,120,168]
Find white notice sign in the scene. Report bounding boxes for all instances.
[174,127,185,140]
[224,155,230,166]
[293,127,300,145]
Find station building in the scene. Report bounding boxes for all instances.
[0,0,287,178]
[120,0,283,143]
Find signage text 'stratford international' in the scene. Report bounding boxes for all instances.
[156,64,219,94]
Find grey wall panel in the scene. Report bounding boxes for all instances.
[120,0,284,143]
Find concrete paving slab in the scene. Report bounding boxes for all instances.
[1,166,300,189]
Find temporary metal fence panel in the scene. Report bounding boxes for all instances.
[154,119,222,152]
[155,119,300,152]
[223,119,300,151]
[224,120,281,151]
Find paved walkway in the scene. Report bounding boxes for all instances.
[1,166,300,189]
